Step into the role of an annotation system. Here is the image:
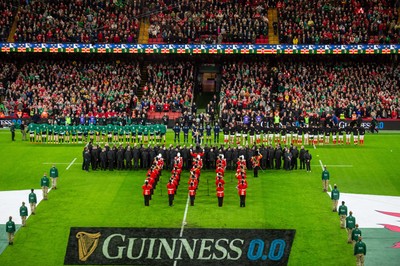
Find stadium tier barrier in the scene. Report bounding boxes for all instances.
[0,43,399,54]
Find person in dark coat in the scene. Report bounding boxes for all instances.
[83,147,91,171]
[107,146,116,171]
[291,146,299,170]
[284,148,292,171]
[91,145,98,170]
[142,147,149,169]
[275,146,282,169]
[149,146,157,167]
[260,146,268,170]
[268,145,275,169]
[132,144,140,170]
[232,147,239,168]
[208,148,216,169]
[182,145,190,170]
[125,146,133,170]
[100,148,107,170]
[304,150,312,172]
[299,146,306,170]
[170,148,178,170]
[117,146,125,170]
[225,147,233,170]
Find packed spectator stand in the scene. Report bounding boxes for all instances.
[14,0,141,43]
[0,0,398,45]
[0,0,18,42]
[277,0,400,44]
[219,59,400,121]
[0,59,142,119]
[146,0,270,44]
[0,0,399,123]
[143,61,194,116]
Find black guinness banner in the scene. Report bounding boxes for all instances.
[64,227,296,265]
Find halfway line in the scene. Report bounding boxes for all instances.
[66,158,77,170]
[173,194,190,266]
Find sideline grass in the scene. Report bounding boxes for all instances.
[0,130,399,265]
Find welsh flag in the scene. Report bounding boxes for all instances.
[326,192,400,265]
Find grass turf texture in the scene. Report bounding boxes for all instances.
[0,130,399,266]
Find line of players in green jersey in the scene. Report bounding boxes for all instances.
[27,123,167,144]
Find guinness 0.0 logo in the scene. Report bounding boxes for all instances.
[65,228,295,265]
[76,232,101,261]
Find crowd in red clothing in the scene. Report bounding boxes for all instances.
[219,59,400,121]
[13,0,141,43]
[1,58,399,121]
[1,59,142,119]
[0,0,17,41]
[142,62,194,114]
[2,0,400,45]
[277,0,400,44]
[146,0,270,44]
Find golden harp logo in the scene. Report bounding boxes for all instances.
[76,232,101,262]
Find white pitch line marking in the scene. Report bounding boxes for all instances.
[66,158,77,170]
[173,194,190,266]
[311,164,353,168]
[42,162,80,165]
[319,160,324,170]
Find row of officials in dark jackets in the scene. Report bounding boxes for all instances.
[82,142,312,172]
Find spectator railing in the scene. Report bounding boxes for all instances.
[0,43,399,54]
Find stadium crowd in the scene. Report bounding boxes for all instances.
[1,59,143,119]
[219,59,400,121]
[13,0,141,43]
[142,61,195,113]
[0,0,398,45]
[0,0,17,42]
[1,58,399,122]
[277,0,400,44]
[146,0,270,44]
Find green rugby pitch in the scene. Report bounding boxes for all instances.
[0,129,399,266]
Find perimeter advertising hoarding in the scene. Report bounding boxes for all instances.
[1,118,399,130]
[64,227,296,265]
